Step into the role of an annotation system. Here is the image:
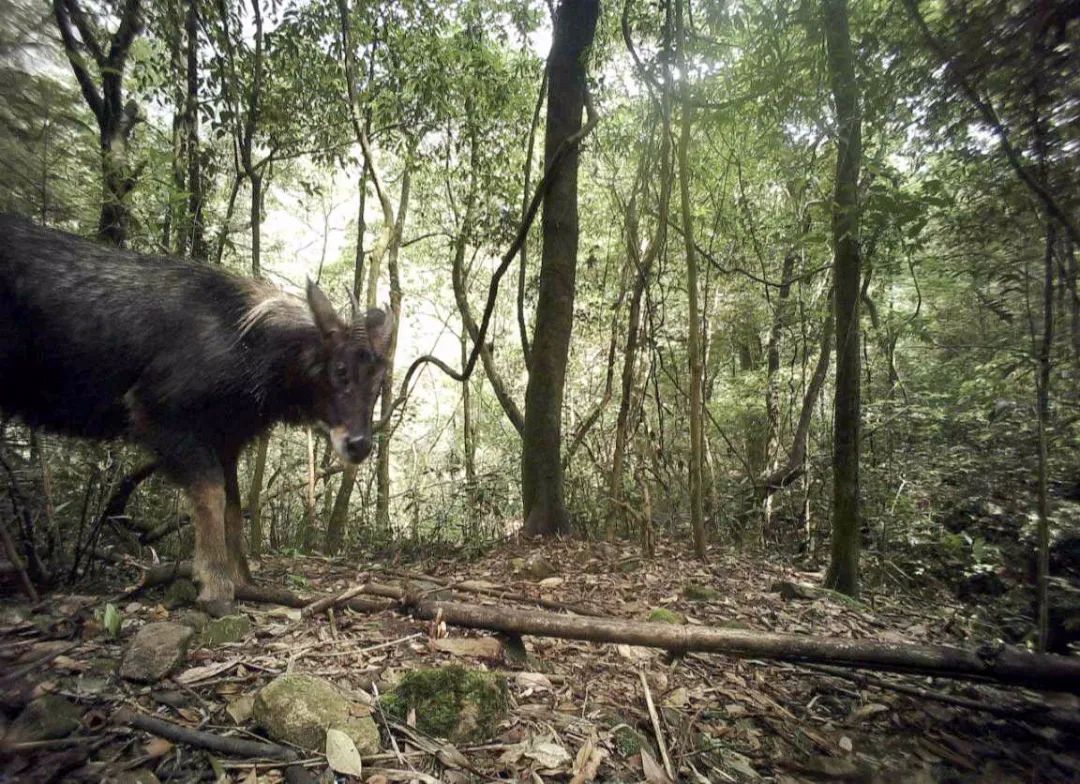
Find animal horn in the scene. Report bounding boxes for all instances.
[345,286,360,319]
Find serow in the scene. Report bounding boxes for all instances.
[0,214,392,614]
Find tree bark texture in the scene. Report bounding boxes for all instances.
[52,0,144,247]
[521,0,600,537]
[822,0,863,597]
[674,0,706,559]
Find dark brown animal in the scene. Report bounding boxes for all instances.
[0,213,391,612]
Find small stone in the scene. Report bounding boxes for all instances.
[163,580,198,609]
[119,623,194,683]
[771,580,818,601]
[254,674,379,754]
[198,614,251,647]
[175,609,210,633]
[521,553,558,581]
[6,695,83,742]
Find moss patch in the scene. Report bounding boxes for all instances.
[647,607,686,624]
[385,665,507,743]
[682,582,722,601]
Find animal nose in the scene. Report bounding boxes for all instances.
[345,434,372,463]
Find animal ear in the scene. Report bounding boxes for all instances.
[307,279,345,340]
[366,307,395,357]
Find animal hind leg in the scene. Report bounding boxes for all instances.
[145,427,236,615]
[222,451,251,585]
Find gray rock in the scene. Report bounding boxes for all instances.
[6,695,83,742]
[521,553,558,581]
[254,674,380,754]
[119,622,194,682]
[176,609,210,633]
[198,614,251,647]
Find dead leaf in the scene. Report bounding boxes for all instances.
[514,672,553,692]
[326,728,363,777]
[641,748,673,784]
[52,655,90,672]
[849,702,889,722]
[226,695,255,724]
[240,767,258,784]
[570,732,607,784]
[430,637,503,660]
[662,687,689,709]
[144,737,173,758]
[175,659,238,685]
[839,735,853,753]
[500,737,572,772]
[176,707,201,724]
[616,644,652,661]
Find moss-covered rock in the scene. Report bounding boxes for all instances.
[198,614,251,647]
[647,607,686,624]
[682,582,722,601]
[6,695,83,742]
[253,674,379,754]
[612,724,657,760]
[384,665,507,743]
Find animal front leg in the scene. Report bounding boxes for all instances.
[188,479,235,616]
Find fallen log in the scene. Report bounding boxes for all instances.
[132,561,393,614]
[119,566,1080,693]
[393,598,1080,694]
[114,707,297,761]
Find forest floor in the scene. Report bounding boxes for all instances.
[1,537,1078,783]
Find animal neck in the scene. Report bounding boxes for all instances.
[238,298,324,424]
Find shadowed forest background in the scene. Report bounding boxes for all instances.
[1,0,1079,655]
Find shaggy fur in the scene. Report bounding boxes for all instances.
[0,213,392,610]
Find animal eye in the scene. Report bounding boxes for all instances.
[356,349,371,364]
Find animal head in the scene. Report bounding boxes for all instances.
[306,280,393,464]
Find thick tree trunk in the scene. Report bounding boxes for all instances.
[521,0,600,537]
[822,0,863,597]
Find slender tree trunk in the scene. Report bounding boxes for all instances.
[1036,222,1055,652]
[673,0,706,559]
[183,0,206,260]
[610,101,673,536]
[461,328,477,490]
[521,0,600,537]
[247,434,268,558]
[325,165,370,555]
[374,163,411,533]
[822,0,863,597]
[763,253,796,527]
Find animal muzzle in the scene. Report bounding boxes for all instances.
[329,427,374,464]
